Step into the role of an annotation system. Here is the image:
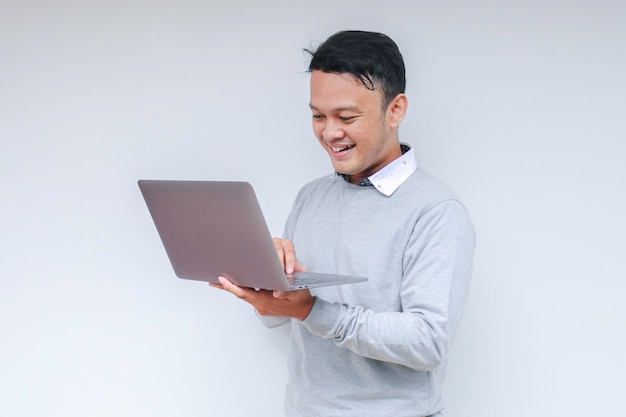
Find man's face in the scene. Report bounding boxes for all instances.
[309,70,402,184]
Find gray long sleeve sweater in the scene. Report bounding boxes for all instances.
[260,167,475,417]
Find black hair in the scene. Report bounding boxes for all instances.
[305,30,406,109]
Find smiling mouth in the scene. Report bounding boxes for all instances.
[330,144,355,152]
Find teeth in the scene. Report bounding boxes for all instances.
[330,144,354,152]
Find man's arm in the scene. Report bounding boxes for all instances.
[212,201,474,371]
[299,200,475,371]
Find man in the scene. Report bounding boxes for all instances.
[211,30,475,417]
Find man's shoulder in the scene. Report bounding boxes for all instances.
[297,173,340,194]
[398,167,465,208]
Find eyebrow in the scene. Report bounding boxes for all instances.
[309,103,361,112]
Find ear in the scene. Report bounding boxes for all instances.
[387,93,408,128]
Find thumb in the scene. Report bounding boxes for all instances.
[273,290,290,299]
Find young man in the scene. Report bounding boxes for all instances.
[212,30,475,417]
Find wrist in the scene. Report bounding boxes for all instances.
[297,295,316,321]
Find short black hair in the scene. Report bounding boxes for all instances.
[305,30,406,109]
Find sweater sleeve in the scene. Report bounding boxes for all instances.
[255,311,290,328]
[300,200,475,371]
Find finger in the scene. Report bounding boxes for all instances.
[273,290,289,299]
[283,242,298,274]
[272,237,287,270]
[218,276,247,297]
[293,260,308,273]
[275,239,298,274]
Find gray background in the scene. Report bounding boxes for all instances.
[1,1,625,416]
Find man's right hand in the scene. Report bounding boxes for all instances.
[272,237,307,274]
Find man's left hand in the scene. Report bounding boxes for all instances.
[210,277,315,321]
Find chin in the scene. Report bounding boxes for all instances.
[331,163,352,175]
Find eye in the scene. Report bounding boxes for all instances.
[312,114,325,120]
[340,116,357,122]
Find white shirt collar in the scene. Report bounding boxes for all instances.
[367,143,417,196]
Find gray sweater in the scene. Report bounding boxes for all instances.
[261,167,475,417]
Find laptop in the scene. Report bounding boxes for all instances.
[138,180,368,291]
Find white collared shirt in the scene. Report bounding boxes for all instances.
[367,143,417,196]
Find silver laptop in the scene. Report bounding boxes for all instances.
[138,180,368,291]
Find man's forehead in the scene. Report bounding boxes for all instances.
[309,71,382,110]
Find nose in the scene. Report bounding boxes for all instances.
[322,119,345,141]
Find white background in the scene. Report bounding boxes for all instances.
[1,1,625,416]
